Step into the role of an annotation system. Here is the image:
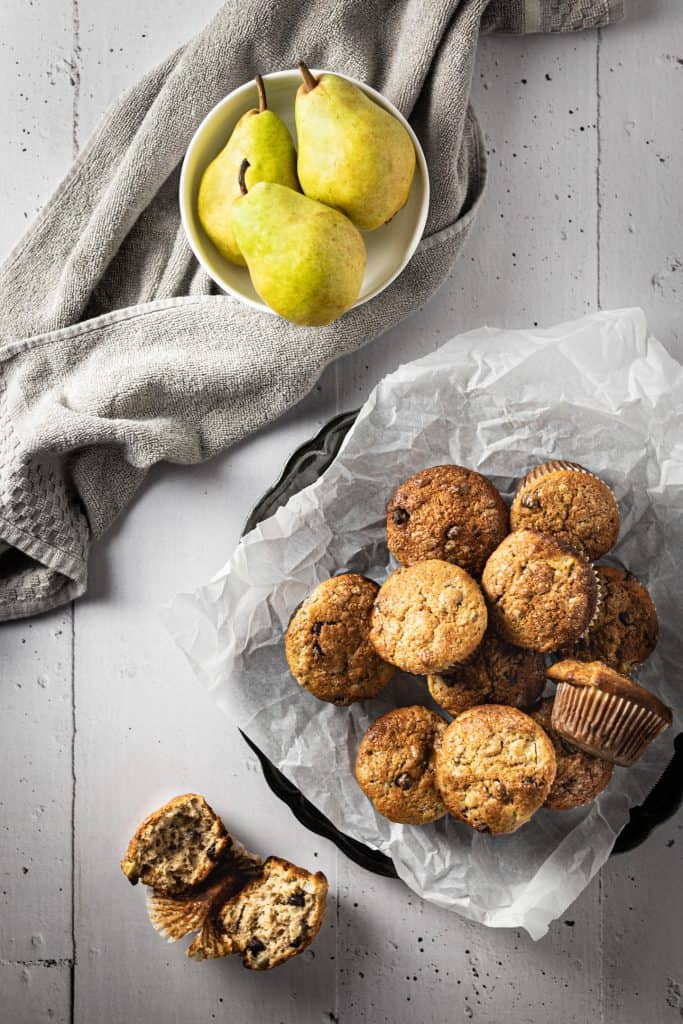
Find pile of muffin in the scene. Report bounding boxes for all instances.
[284,460,673,835]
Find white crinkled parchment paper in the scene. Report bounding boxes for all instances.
[166,308,683,940]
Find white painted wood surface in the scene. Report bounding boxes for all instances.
[1,1,682,1021]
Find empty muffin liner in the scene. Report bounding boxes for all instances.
[551,680,671,767]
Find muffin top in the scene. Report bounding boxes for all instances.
[547,659,673,723]
[369,559,487,675]
[530,698,613,810]
[284,573,395,705]
[427,631,545,717]
[435,705,557,834]
[481,530,599,653]
[560,566,658,672]
[510,460,620,559]
[386,465,509,577]
[355,706,448,825]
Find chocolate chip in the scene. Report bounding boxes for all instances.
[312,641,323,658]
[206,842,218,861]
[521,494,541,510]
[288,890,306,907]
[392,507,409,525]
[289,935,303,948]
[619,611,634,626]
[522,776,537,786]
[492,780,512,803]
[312,621,323,635]
[247,937,265,955]
[394,772,413,790]
[444,524,460,540]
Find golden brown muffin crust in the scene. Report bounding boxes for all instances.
[510,461,620,559]
[369,560,488,675]
[435,705,557,834]
[427,631,545,716]
[560,566,658,672]
[547,659,673,722]
[355,705,448,825]
[386,465,509,577]
[530,698,613,810]
[284,573,395,705]
[481,530,599,653]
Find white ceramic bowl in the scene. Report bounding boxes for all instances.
[179,69,430,317]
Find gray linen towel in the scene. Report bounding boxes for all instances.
[0,0,623,620]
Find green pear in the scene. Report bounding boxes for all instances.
[197,75,298,266]
[231,162,366,326]
[295,62,416,232]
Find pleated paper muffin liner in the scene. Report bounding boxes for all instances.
[580,565,604,639]
[551,679,671,767]
[517,459,601,489]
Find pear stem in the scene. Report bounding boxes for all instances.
[255,74,267,113]
[298,60,318,93]
[238,158,250,196]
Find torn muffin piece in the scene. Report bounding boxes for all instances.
[120,793,230,896]
[147,838,262,942]
[188,856,328,969]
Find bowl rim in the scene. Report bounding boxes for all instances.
[179,67,431,318]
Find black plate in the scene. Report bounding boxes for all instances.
[241,411,682,874]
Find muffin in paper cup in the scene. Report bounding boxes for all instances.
[547,659,672,767]
[510,460,620,560]
[481,530,601,653]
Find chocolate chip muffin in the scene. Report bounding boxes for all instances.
[427,631,545,716]
[189,857,328,969]
[481,530,600,653]
[435,705,557,834]
[386,465,509,577]
[120,793,231,895]
[510,460,620,559]
[530,697,613,810]
[548,659,672,766]
[560,566,658,673]
[369,559,488,675]
[284,574,395,705]
[355,705,448,825]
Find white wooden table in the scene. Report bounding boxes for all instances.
[2,2,682,1021]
